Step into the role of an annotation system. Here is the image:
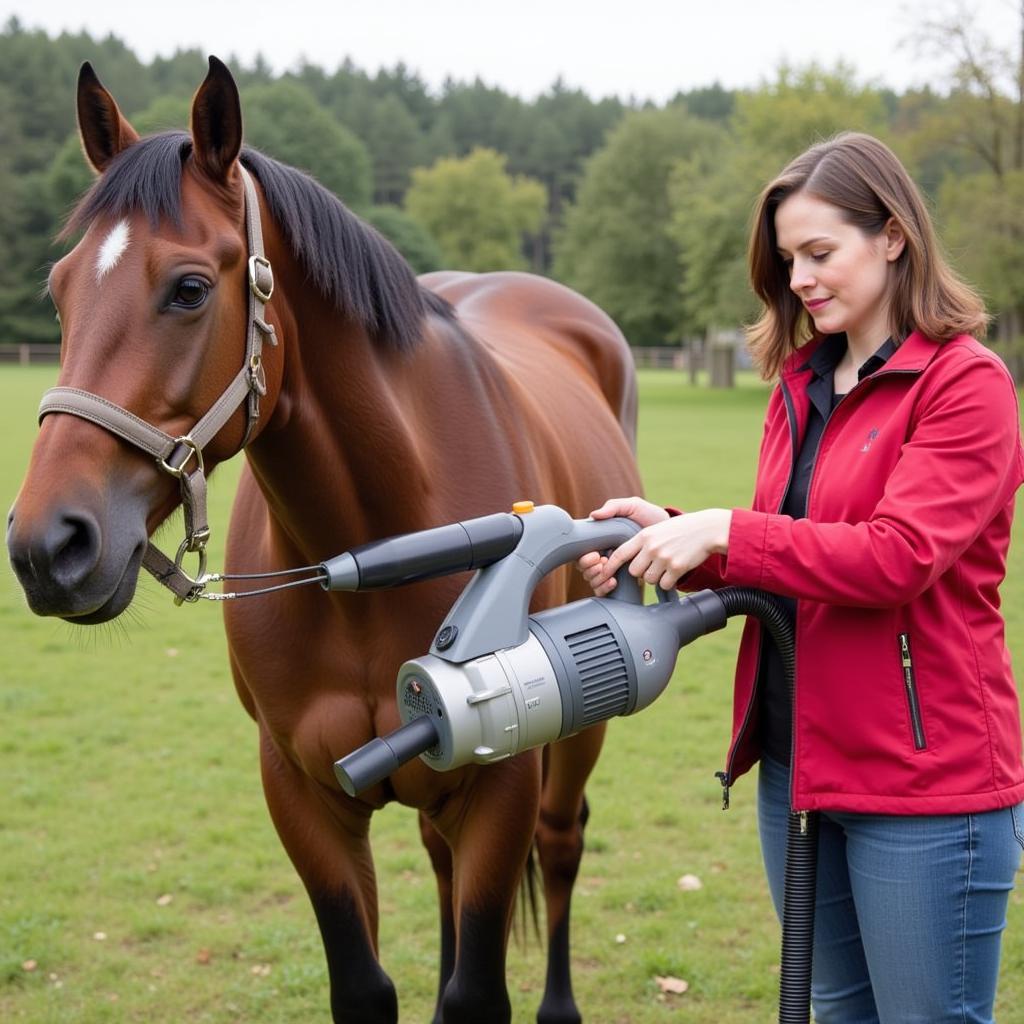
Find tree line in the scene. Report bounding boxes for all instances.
[2,9,1022,378]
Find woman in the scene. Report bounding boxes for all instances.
[581,132,1024,1022]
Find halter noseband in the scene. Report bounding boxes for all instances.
[37,165,277,604]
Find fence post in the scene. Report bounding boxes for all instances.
[709,343,735,388]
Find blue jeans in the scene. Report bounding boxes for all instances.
[757,756,1024,1023]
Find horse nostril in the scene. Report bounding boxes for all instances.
[49,511,103,586]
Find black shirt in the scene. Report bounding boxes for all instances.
[758,333,898,765]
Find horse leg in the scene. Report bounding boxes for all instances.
[434,754,542,1024]
[535,724,606,1024]
[418,811,455,1024]
[259,727,398,1024]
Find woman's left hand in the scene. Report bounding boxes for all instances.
[593,508,733,592]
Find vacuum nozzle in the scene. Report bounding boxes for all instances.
[320,512,524,591]
[334,715,441,796]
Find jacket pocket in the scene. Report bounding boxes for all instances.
[898,632,927,751]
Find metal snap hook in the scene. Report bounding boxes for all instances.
[172,537,210,605]
[249,353,267,397]
[174,536,208,578]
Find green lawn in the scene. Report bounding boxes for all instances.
[1,365,1021,1023]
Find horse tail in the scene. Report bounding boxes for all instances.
[513,793,591,947]
[513,841,542,946]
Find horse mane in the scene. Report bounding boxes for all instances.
[64,131,453,353]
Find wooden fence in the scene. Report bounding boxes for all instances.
[2,344,708,371]
[0,344,61,365]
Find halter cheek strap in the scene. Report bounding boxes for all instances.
[37,165,277,603]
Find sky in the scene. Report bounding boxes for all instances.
[3,0,1020,102]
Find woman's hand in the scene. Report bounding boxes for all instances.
[577,497,670,595]
[579,504,732,596]
[590,496,671,529]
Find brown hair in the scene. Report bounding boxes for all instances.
[746,132,988,379]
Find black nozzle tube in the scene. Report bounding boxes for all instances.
[334,715,441,797]
[320,512,524,591]
[716,587,812,1024]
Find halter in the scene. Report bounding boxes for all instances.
[37,166,278,604]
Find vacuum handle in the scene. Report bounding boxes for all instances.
[334,716,441,797]
[431,509,656,661]
[601,547,678,606]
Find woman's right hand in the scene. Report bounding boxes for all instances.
[578,497,671,596]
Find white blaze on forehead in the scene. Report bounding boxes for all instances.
[95,220,131,280]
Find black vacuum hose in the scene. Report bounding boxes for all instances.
[716,587,815,1024]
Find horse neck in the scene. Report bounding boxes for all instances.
[247,263,434,557]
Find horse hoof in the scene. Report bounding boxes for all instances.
[537,1002,582,1024]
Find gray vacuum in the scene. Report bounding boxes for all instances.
[324,504,727,793]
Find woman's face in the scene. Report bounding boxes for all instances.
[774,191,904,354]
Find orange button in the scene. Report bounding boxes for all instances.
[512,500,535,514]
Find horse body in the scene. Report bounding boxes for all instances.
[7,59,642,1023]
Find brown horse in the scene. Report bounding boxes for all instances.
[6,58,642,1023]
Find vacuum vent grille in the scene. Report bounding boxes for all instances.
[401,681,442,758]
[566,623,630,726]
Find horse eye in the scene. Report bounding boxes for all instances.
[171,276,210,309]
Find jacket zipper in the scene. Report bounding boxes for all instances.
[781,379,803,815]
[898,632,927,750]
[716,378,801,811]
[716,632,764,809]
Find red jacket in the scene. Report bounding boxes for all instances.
[687,331,1024,814]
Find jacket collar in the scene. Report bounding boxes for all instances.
[781,330,943,380]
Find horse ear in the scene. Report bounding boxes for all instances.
[190,56,243,183]
[77,62,140,173]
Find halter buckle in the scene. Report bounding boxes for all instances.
[248,254,274,303]
[158,436,204,479]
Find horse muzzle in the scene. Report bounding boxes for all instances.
[6,497,148,623]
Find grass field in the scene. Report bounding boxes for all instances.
[1,365,1022,1023]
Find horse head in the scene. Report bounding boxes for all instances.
[7,58,282,623]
